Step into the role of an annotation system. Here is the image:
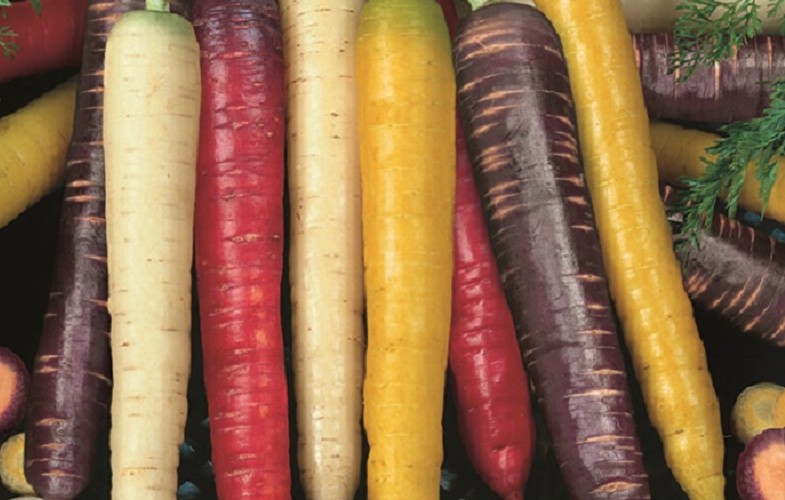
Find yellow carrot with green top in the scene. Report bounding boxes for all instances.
[532,1,725,498]
[357,0,455,497]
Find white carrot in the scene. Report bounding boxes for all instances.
[279,1,365,498]
[103,0,201,498]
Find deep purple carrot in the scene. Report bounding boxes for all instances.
[633,32,785,123]
[24,1,187,498]
[662,183,785,346]
[454,3,650,499]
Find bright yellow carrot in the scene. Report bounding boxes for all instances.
[280,1,365,498]
[357,0,455,498]
[650,120,785,226]
[532,1,725,498]
[0,77,76,228]
[103,1,200,498]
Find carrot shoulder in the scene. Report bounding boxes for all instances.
[533,1,725,498]
[357,0,455,497]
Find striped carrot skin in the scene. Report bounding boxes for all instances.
[650,120,785,226]
[279,1,365,497]
[662,184,785,347]
[192,0,290,498]
[633,33,785,123]
[533,1,725,498]
[357,0,455,497]
[455,4,649,498]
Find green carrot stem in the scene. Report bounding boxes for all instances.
[145,0,170,12]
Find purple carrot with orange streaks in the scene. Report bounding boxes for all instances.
[662,183,785,347]
[454,3,650,498]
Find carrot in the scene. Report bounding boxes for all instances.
[661,183,785,347]
[0,0,88,83]
[449,92,536,500]
[736,427,785,500]
[651,120,785,226]
[435,2,535,499]
[0,434,34,496]
[22,3,190,499]
[357,0,455,497]
[533,1,725,498]
[731,382,785,444]
[0,76,77,229]
[0,347,29,436]
[634,33,785,123]
[619,0,783,34]
[191,0,290,498]
[455,4,650,498]
[103,0,201,497]
[279,1,364,498]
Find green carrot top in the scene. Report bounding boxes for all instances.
[1,0,42,58]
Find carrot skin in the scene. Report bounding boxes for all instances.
[0,0,88,83]
[634,33,785,123]
[192,1,290,498]
[662,184,785,347]
[454,4,649,498]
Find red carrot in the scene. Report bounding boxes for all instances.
[633,32,785,123]
[455,4,650,498]
[0,347,29,436]
[434,1,535,499]
[23,2,184,499]
[0,0,89,83]
[449,118,536,500]
[192,0,290,498]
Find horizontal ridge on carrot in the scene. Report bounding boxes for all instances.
[103,0,201,497]
[455,3,650,499]
[357,0,456,497]
[532,0,725,498]
[192,0,291,497]
[0,0,88,83]
[634,33,785,123]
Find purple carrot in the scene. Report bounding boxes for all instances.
[454,3,650,499]
[662,183,785,346]
[633,32,785,123]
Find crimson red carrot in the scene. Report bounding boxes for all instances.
[0,0,89,82]
[435,2,535,499]
[192,0,290,498]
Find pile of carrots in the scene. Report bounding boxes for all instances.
[0,0,784,499]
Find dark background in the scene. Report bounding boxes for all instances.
[3,70,785,500]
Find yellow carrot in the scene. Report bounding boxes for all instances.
[280,1,365,498]
[357,0,455,498]
[0,77,76,228]
[650,120,785,225]
[532,1,725,498]
[103,1,200,498]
